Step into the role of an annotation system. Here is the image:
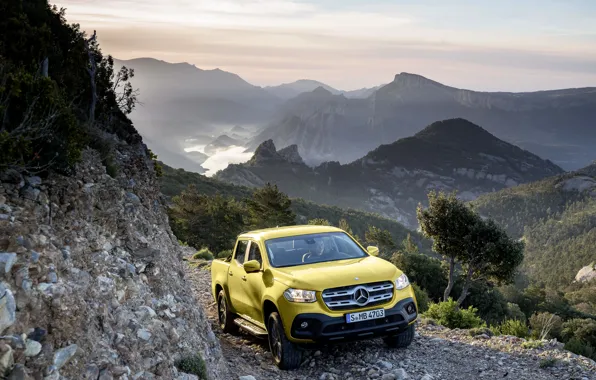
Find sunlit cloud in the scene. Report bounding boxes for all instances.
[52,0,596,91]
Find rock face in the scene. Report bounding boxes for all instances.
[0,145,229,378]
[576,263,596,283]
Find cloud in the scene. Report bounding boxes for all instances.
[52,0,596,90]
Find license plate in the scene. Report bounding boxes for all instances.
[346,308,385,323]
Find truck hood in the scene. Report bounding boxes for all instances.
[272,256,401,291]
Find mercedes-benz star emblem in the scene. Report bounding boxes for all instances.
[354,287,369,305]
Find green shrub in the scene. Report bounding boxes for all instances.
[561,318,596,347]
[489,325,502,336]
[422,299,485,329]
[469,327,493,337]
[176,354,207,379]
[539,358,557,368]
[506,303,526,323]
[496,319,529,338]
[217,250,233,259]
[412,283,430,313]
[529,312,563,340]
[193,248,214,261]
[521,340,544,349]
[564,338,595,360]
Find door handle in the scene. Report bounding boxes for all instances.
[242,275,247,281]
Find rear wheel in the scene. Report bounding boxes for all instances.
[217,290,238,334]
[267,312,302,370]
[384,324,415,348]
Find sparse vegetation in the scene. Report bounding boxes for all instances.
[193,248,214,261]
[422,299,485,329]
[493,319,529,338]
[539,358,557,368]
[176,354,207,379]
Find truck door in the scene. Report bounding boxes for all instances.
[228,239,249,314]
[243,240,267,325]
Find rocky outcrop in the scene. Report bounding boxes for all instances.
[575,263,596,283]
[0,145,229,379]
[277,145,305,165]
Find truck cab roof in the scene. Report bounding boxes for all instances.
[238,225,343,241]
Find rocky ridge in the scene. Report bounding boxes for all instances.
[0,143,229,379]
[189,262,596,380]
[217,120,564,228]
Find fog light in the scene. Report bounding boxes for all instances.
[406,303,416,314]
[300,321,309,329]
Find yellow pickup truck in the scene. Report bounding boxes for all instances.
[210,225,418,369]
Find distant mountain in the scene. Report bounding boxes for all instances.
[341,85,384,98]
[264,79,382,100]
[113,58,281,172]
[473,162,596,288]
[218,119,563,227]
[252,72,596,169]
[264,80,340,99]
[204,135,245,155]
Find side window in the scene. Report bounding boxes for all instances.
[234,240,248,264]
[247,241,263,267]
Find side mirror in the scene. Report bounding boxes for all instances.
[243,260,261,273]
[367,246,379,257]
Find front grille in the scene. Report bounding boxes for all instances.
[322,281,394,311]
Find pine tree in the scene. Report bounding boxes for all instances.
[245,183,296,229]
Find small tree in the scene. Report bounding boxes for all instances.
[417,191,478,301]
[338,218,353,235]
[364,226,396,257]
[417,191,524,305]
[245,183,296,229]
[456,218,524,305]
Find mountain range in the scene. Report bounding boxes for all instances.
[252,73,596,169]
[215,118,564,227]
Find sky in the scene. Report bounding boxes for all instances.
[52,0,596,91]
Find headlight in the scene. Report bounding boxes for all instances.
[283,288,316,303]
[395,274,410,290]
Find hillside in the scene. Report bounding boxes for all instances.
[473,163,596,287]
[219,119,564,228]
[159,163,419,245]
[251,73,596,169]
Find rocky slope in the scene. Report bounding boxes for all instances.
[189,263,596,380]
[218,119,564,228]
[250,73,596,169]
[0,143,229,378]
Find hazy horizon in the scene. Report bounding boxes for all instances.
[52,0,596,92]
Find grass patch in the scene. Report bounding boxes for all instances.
[177,354,208,379]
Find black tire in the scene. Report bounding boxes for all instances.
[217,290,238,334]
[267,312,302,370]
[384,324,415,348]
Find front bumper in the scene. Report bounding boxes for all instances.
[289,297,417,343]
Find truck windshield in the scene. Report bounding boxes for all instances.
[264,232,368,268]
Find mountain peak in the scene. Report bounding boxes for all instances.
[392,72,441,88]
[414,118,497,145]
[278,144,305,165]
[312,86,333,95]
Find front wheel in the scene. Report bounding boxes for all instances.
[384,324,415,348]
[217,290,238,334]
[267,312,302,370]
